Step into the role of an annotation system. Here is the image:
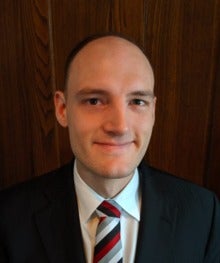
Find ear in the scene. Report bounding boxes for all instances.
[54,91,68,127]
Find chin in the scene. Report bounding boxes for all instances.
[96,163,136,179]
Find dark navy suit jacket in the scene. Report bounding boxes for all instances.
[0,161,220,262]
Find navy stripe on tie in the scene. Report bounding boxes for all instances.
[94,221,120,254]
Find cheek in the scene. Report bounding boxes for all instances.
[66,109,84,147]
[67,111,98,143]
[135,117,154,148]
[137,114,154,132]
[67,121,88,157]
[67,107,85,131]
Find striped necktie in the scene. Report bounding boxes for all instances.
[93,200,123,263]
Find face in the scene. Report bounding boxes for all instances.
[55,37,156,187]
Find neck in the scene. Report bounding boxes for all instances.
[89,176,133,198]
[75,160,134,198]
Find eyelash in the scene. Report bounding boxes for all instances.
[87,98,101,105]
[130,99,148,106]
[82,97,151,107]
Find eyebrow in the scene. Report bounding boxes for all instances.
[75,88,155,98]
[128,90,155,97]
[75,88,109,97]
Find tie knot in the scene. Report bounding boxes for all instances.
[96,200,121,218]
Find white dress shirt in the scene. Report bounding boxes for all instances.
[74,161,141,263]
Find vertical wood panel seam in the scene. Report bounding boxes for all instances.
[143,0,147,50]
[47,0,56,92]
[47,0,60,165]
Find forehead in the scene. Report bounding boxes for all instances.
[66,36,154,92]
[71,36,151,68]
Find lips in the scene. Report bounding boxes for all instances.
[95,141,133,146]
[94,141,134,152]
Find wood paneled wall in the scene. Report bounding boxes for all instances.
[1,0,220,198]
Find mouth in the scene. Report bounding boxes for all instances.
[94,141,134,152]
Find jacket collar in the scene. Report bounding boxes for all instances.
[135,163,178,262]
[32,161,86,263]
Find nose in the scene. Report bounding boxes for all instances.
[102,103,129,136]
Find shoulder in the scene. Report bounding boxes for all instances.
[138,162,220,259]
[138,161,219,208]
[139,162,220,242]
[0,161,74,211]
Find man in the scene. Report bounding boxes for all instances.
[0,34,220,262]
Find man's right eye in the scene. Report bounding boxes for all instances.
[87,98,100,105]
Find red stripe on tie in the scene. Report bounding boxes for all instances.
[93,232,120,263]
[102,201,121,217]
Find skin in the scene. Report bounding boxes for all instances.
[54,36,156,198]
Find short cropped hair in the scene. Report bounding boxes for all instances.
[64,33,145,90]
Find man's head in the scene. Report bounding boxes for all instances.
[54,34,156,196]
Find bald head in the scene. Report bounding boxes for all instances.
[64,35,154,92]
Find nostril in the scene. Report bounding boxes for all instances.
[102,118,129,136]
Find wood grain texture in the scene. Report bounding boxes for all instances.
[206,58,220,197]
[205,0,220,196]
[0,0,58,189]
[145,0,220,187]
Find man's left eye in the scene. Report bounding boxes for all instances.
[131,99,146,106]
[88,98,100,105]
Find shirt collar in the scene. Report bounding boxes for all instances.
[74,160,141,223]
[113,168,141,221]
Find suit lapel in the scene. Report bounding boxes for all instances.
[33,162,86,263]
[135,164,178,262]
